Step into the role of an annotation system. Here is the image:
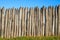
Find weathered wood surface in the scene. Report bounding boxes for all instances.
[46,8,49,36]
[58,6,60,36]
[0,6,60,38]
[1,8,5,38]
[55,7,58,36]
[0,8,2,37]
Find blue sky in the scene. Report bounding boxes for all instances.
[0,0,60,8]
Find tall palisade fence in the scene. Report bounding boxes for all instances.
[0,5,60,38]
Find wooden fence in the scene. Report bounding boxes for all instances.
[0,5,60,38]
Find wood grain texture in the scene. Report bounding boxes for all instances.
[0,6,60,38]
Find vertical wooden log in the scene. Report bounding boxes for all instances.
[25,7,28,36]
[18,9,19,37]
[21,8,23,36]
[17,9,19,37]
[10,8,16,37]
[1,8,5,38]
[37,8,41,36]
[38,9,41,36]
[15,14,17,37]
[28,10,31,36]
[48,7,53,36]
[24,8,28,36]
[5,9,8,38]
[37,7,39,36]
[15,9,19,37]
[29,8,32,36]
[29,8,31,36]
[34,7,37,36]
[21,8,25,36]
[15,9,17,37]
[34,7,39,36]
[11,9,12,38]
[0,8,2,37]
[57,6,58,36]
[58,5,60,36]
[18,9,21,37]
[10,9,12,38]
[6,9,11,38]
[32,8,35,37]
[46,8,49,36]
[40,8,43,36]
[30,8,35,36]
[27,8,30,36]
[42,7,46,36]
[29,8,33,36]
[52,7,55,36]
[16,13,18,37]
[40,7,46,36]
[11,8,15,38]
[34,7,38,36]
[18,8,22,37]
[55,6,58,36]
[9,9,12,38]
[4,10,5,38]
[8,9,11,38]
[6,10,9,38]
